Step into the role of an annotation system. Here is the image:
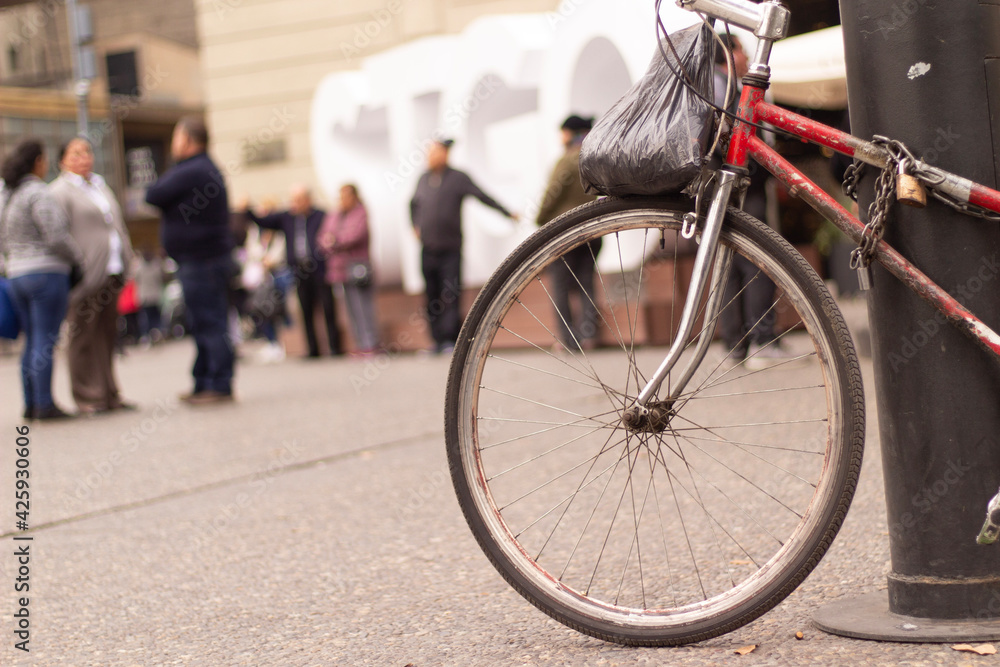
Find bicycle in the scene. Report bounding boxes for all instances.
[444,0,1000,646]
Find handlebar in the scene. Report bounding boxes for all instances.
[676,0,790,40]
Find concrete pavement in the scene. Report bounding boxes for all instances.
[0,299,988,665]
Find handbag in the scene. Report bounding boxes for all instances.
[0,277,21,340]
[247,274,286,321]
[117,279,139,315]
[346,261,373,289]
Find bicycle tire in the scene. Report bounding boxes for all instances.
[445,196,865,646]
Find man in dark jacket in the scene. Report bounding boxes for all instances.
[146,116,235,404]
[536,115,600,351]
[244,185,342,358]
[410,139,517,353]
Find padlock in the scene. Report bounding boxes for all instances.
[856,263,873,291]
[896,160,927,208]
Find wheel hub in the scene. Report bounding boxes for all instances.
[621,401,675,433]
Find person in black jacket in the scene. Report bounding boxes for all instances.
[145,116,235,404]
[410,139,517,353]
[242,185,342,358]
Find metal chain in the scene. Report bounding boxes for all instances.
[912,164,1000,222]
[842,160,864,202]
[843,135,1000,270]
[849,160,896,270]
[845,136,1000,226]
[926,190,1000,222]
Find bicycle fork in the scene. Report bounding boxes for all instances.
[622,170,738,430]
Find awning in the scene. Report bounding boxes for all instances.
[769,25,847,109]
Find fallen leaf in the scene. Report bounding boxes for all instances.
[734,644,757,655]
[951,644,997,655]
[729,560,752,565]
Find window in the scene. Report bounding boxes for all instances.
[8,43,20,73]
[242,138,286,167]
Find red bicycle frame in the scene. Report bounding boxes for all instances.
[723,81,1000,358]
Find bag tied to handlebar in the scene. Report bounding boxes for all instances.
[580,23,716,197]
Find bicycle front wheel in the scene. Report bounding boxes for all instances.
[445,196,865,646]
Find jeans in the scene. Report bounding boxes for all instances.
[421,248,462,349]
[8,272,69,411]
[177,255,235,394]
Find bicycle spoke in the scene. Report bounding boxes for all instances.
[689,383,824,400]
[666,418,810,517]
[485,352,628,398]
[487,421,618,485]
[480,409,622,451]
[646,432,782,559]
[480,385,613,422]
[678,432,825,455]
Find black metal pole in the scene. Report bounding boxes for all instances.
[815,0,1000,641]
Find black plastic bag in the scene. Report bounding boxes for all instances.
[580,23,716,196]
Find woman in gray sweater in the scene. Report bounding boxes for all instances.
[0,139,83,420]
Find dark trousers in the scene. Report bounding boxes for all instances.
[177,255,235,395]
[720,188,776,351]
[67,274,124,410]
[296,268,341,356]
[421,248,462,349]
[549,241,602,348]
[720,254,777,351]
[138,304,162,337]
[8,272,69,411]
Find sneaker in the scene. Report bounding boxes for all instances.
[720,345,747,370]
[744,341,799,370]
[256,342,285,364]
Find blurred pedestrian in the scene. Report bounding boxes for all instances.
[145,116,236,404]
[134,248,165,345]
[50,136,137,414]
[242,186,343,358]
[240,224,286,363]
[0,139,84,420]
[410,138,517,354]
[319,184,379,356]
[536,115,601,351]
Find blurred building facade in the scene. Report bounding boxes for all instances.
[195,0,563,208]
[0,0,202,249]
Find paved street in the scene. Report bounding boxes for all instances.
[0,298,987,665]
